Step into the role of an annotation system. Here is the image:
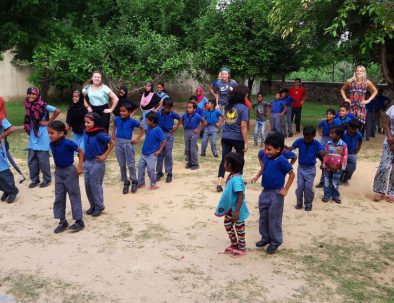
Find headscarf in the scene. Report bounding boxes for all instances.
[24,87,47,136]
[140,82,162,110]
[196,87,205,103]
[113,86,137,116]
[84,112,107,136]
[66,90,87,134]
[0,97,7,122]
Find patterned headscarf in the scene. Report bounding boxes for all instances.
[24,87,47,136]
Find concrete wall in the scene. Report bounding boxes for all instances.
[259,80,394,102]
[0,50,33,101]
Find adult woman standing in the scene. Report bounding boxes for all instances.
[83,71,119,132]
[216,84,249,192]
[140,81,163,129]
[373,104,394,203]
[340,65,378,126]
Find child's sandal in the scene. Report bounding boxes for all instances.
[224,245,237,254]
[373,193,385,201]
[230,249,247,258]
[385,195,394,203]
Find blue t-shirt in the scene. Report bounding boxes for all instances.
[282,96,295,107]
[156,91,169,100]
[292,138,324,166]
[270,100,286,114]
[157,109,181,132]
[0,118,12,172]
[282,149,297,161]
[142,126,166,155]
[333,115,353,127]
[50,138,78,168]
[258,150,293,190]
[114,116,141,139]
[222,103,249,141]
[84,131,111,160]
[197,97,208,110]
[215,175,249,222]
[342,130,363,154]
[28,105,57,151]
[203,109,222,125]
[318,119,335,137]
[182,112,202,130]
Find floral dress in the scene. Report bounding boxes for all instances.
[348,81,367,124]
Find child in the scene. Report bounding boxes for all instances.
[0,99,19,203]
[182,102,203,170]
[48,121,84,233]
[84,112,115,216]
[112,103,145,194]
[156,98,182,183]
[196,87,208,111]
[156,82,170,100]
[189,96,204,117]
[269,91,287,137]
[201,99,223,157]
[266,131,297,165]
[138,111,167,190]
[252,92,269,147]
[333,104,353,128]
[287,126,324,211]
[251,132,295,254]
[215,152,249,257]
[66,90,87,151]
[316,108,336,188]
[322,127,348,203]
[281,89,295,137]
[24,87,60,188]
[341,119,363,184]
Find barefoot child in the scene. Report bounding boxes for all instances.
[156,98,182,183]
[287,126,325,211]
[322,127,348,204]
[138,111,167,190]
[48,121,84,233]
[24,87,60,188]
[201,99,223,157]
[84,112,115,216]
[215,152,249,257]
[182,102,203,170]
[112,103,145,194]
[66,90,87,151]
[0,99,19,203]
[251,132,295,254]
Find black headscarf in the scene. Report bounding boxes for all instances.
[66,90,87,134]
[113,86,138,116]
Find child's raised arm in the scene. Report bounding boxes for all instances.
[132,125,145,144]
[279,170,295,197]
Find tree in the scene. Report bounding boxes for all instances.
[268,0,394,88]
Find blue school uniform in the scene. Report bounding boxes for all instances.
[282,149,296,161]
[182,112,202,130]
[84,131,112,160]
[28,105,57,151]
[50,139,78,167]
[333,115,353,127]
[342,130,363,155]
[156,92,169,100]
[258,150,293,190]
[203,109,222,125]
[282,96,295,107]
[291,138,323,166]
[197,97,208,110]
[157,109,181,132]
[142,126,166,155]
[114,116,141,139]
[0,119,12,172]
[318,119,334,137]
[270,100,286,114]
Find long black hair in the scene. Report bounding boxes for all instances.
[226,84,248,111]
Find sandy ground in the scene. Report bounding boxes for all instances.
[0,130,393,303]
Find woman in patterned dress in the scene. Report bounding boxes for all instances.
[340,65,378,125]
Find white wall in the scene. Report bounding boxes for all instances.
[0,50,32,101]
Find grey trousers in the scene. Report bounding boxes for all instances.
[201,125,218,156]
[53,165,83,221]
[28,149,51,183]
[373,144,394,196]
[270,113,286,137]
[0,169,19,195]
[296,165,316,208]
[84,159,105,211]
[138,154,157,187]
[115,138,137,183]
[341,154,357,182]
[184,129,199,166]
[259,190,284,246]
[156,132,174,174]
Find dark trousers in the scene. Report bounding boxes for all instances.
[259,190,284,246]
[218,138,244,178]
[28,149,51,184]
[0,169,19,195]
[92,104,111,133]
[365,111,379,139]
[291,107,302,132]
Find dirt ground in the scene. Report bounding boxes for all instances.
[0,127,393,303]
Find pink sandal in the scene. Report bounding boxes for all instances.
[373,193,385,202]
[386,195,394,203]
[230,248,247,258]
[224,245,238,254]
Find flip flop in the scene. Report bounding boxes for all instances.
[223,245,238,254]
[385,195,394,203]
[230,249,247,258]
[373,193,385,201]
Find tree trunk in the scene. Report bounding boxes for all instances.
[39,74,49,101]
[380,41,394,90]
[247,75,255,95]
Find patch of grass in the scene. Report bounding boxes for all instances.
[136,223,169,241]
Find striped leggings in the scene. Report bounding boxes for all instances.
[224,210,246,250]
